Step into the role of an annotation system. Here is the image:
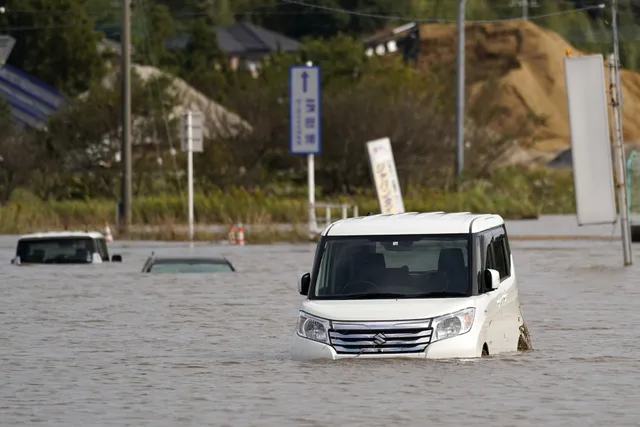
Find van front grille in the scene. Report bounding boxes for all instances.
[329,319,432,354]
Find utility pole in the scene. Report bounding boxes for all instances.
[120,0,132,233]
[609,0,633,266]
[456,0,465,178]
[510,0,539,20]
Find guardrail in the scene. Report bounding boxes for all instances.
[310,203,359,236]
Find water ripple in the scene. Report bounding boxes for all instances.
[1,233,640,426]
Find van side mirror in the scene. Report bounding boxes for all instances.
[111,254,122,262]
[11,256,20,265]
[298,272,310,295]
[484,268,500,290]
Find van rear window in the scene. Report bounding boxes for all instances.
[17,237,97,264]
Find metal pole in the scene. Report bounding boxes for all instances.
[456,0,466,178]
[611,0,632,265]
[120,0,132,232]
[612,0,625,154]
[187,111,194,243]
[609,3,633,265]
[308,154,316,236]
[523,0,528,20]
[609,54,632,265]
[306,61,318,237]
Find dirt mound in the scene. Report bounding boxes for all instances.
[417,20,640,157]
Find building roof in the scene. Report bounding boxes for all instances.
[165,21,300,57]
[222,21,300,53]
[19,231,105,240]
[0,64,66,130]
[323,212,505,236]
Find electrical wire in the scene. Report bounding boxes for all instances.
[277,0,606,23]
[136,0,186,206]
[131,0,165,188]
[0,0,609,32]
[0,0,608,14]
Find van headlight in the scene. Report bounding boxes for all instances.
[296,311,330,344]
[432,308,475,342]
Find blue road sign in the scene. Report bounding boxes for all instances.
[290,65,321,155]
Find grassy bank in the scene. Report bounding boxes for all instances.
[0,167,576,240]
[119,226,311,244]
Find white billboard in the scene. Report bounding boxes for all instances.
[564,54,616,225]
[366,137,405,214]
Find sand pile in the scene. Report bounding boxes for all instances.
[417,20,640,158]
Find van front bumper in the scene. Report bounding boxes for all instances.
[290,332,483,361]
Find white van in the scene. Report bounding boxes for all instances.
[11,231,123,265]
[291,212,532,360]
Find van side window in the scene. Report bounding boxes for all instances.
[502,227,512,274]
[492,237,509,280]
[483,229,511,291]
[482,238,495,293]
[96,239,109,261]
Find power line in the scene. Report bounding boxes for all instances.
[0,0,608,19]
[278,0,606,23]
[0,1,608,33]
[135,0,186,206]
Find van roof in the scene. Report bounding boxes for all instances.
[322,212,505,236]
[18,231,105,240]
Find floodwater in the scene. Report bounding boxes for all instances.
[2,215,640,426]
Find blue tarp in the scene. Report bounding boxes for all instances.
[0,64,66,129]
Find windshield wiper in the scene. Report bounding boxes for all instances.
[338,292,411,299]
[332,291,469,299]
[410,291,468,298]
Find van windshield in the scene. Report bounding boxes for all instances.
[17,237,98,264]
[312,235,471,299]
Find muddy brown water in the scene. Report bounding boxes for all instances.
[2,216,640,426]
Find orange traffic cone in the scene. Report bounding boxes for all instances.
[104,222,113,243]
[227,224,237,245]
[236,223,245,246]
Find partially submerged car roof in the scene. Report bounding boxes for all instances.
[19,231,105,240]
[142,254,235,273]
[147,256,232,264]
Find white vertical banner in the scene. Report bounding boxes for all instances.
[564,54,616,225]
[366,137,405,214]
[180,110,203,243]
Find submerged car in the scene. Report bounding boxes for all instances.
[11,231,123,265]
[141,254,236,273]
[291,211,532,361]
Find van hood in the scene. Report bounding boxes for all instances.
[300,298,475,322]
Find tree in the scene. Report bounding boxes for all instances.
[0,0,106,96]
[0,99,43,203]
[132,0,178,69]
[174,18,229,99]
[40,69,178,200]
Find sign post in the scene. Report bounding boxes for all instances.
[180,110,204,243]
[290,64,321,237]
